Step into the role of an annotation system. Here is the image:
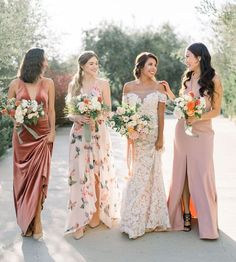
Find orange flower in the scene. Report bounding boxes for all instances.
[186,101,195,111]
[98,96,102,103]
[188,91,194,98]
[1,109,7,115]
[83,98,89,104]
[15,100,21,106]
[195,99,200,106]
[128,127,134,134]
[9,109,15,117]
[187,110,195,117]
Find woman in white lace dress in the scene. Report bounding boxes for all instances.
[120,52,170,239]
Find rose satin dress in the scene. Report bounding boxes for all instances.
[13,79,53,234]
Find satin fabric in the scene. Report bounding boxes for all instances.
[13,79,53,234]
[168,81,219,239]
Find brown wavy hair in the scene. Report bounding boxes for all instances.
[133,52,158,79]
[71,51,98,96]
[182,43,215,101]
[18,48,45,83]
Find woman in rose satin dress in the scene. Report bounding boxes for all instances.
[163,43,223,239]
[8,48,55,240]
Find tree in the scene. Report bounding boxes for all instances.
[197,0,236,118]
[0,0,51,90]
[82,23,186,106]
[0,0,54,156]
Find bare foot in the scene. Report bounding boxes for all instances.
[89,215,100,228]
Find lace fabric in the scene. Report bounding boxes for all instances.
[120,91,170,239]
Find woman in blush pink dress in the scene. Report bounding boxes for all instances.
[163,43,223,239]
[8,48,55,240]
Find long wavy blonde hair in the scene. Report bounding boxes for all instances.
[70,51,98,96]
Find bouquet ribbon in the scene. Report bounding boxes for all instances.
[83,123,92,143]
[127,139,135,176]
[16,124,40,144]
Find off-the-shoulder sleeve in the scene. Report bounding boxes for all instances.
[158,92,167,103]
[122,94,128,103]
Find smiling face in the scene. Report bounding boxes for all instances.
[82,56,99,77]
[141,57,157,79]
[185,49,200,72]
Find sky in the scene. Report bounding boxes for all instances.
[42,0,228,58]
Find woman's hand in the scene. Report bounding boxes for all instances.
[159,80,176,100]
[155,137,163,151]
[186,116,197,126]
[70,114,91,125]
[47,130,55,143]
[14,121,21,128]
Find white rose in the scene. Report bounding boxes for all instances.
[117,107,125,115]
[78,104,85,113]
[120,126,126,135]
[110,121,115,128]
[127,121,136,127]
[174,108,184,119]
[21,99,28,108]
[123,116,129,123]
[27,113,34,119]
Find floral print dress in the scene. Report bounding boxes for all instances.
[65,87,119,234]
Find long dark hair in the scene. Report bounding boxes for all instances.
[133,52,158,79]
[18,48,45,83]
[182,43,215,101]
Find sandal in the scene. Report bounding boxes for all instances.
[88,222,101,229]
[183,213,191,232]
[73,228,84,240]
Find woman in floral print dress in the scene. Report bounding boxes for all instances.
[65,51,119,239]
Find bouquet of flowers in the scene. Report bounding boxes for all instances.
[173,91,206,136]
[65,93,106,142]
[0,97,44,143]
[108,103,152,141]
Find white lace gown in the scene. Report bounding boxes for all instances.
[120,91,170,239]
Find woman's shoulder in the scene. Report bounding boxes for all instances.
[155,81,166,94]
[9,77,21,86]
[97,78,109,86]
[212,73,223,92]
[8,78,21,92]
[123,80,138,94]
[212,73,221,83]
[96,78,110,93]
[41,77,55,93]
[41,77,54,85]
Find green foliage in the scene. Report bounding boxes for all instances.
[82,23,186,107]
[0,115,13,157]
[0,0,51,156]
[197,0,236,118]
[46,59,73,125]
[0,0,48,79]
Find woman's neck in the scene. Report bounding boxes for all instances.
[138,75,154,86]
[83,74,96,85]
[192,68,201,79]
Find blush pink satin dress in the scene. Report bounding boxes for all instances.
[13,78,53,234]
[168,81,219,239]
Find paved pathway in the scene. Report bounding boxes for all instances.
[0,116,236,262]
